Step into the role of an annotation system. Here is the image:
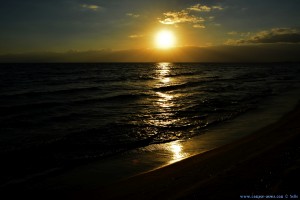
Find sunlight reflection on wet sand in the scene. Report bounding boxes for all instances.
[168,140,189,163]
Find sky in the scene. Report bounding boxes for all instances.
[0,0,300,62]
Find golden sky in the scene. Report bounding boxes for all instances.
[0,0,300,62]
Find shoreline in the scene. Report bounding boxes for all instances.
[70,101,300,199]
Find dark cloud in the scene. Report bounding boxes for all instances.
[1,44,300,63]
[227,28,300,44]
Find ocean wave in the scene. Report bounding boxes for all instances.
[0,86,101,98]
[153,81,208,92]
[1,63,299,189]
[0,92,149,115]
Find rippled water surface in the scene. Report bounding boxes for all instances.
[0,62,300,185]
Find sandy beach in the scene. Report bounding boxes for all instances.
[65,102,300,200]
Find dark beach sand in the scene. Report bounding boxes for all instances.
[68,102,300,200]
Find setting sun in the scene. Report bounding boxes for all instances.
[155,30,176,49]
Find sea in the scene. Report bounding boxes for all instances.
[0,62,300,189]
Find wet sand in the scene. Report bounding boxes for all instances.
[71,102,300,199]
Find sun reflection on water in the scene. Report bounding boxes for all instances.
[157,62,171,76]
[156,92,173,101]
[161,77,170,84]
[153,63,189,163]
[150,63,176,126]
[155,62,174,105]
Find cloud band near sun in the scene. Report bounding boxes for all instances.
[129,34,144,39]
[158,10,204,26]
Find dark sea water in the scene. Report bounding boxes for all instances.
[0,62,300,186]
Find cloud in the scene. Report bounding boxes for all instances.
[187,4,224,12]
[188,4,211,12]
[207,16,215,21]
[159,4,224,28]
[81,4,101,11]
[193,24,205,29]
[158,10,204,25]
[212,6,224,11]
[129,34,144,39]
[126,13,140,18]
[226,28,300,45]
[227,31,238,35]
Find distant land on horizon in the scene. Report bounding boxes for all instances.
[1,45,300,63]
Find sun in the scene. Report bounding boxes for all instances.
[155,30,176,49]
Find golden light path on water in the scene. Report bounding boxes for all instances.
[155,62,189,163]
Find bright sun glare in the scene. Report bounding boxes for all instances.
[155,30,176,49]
